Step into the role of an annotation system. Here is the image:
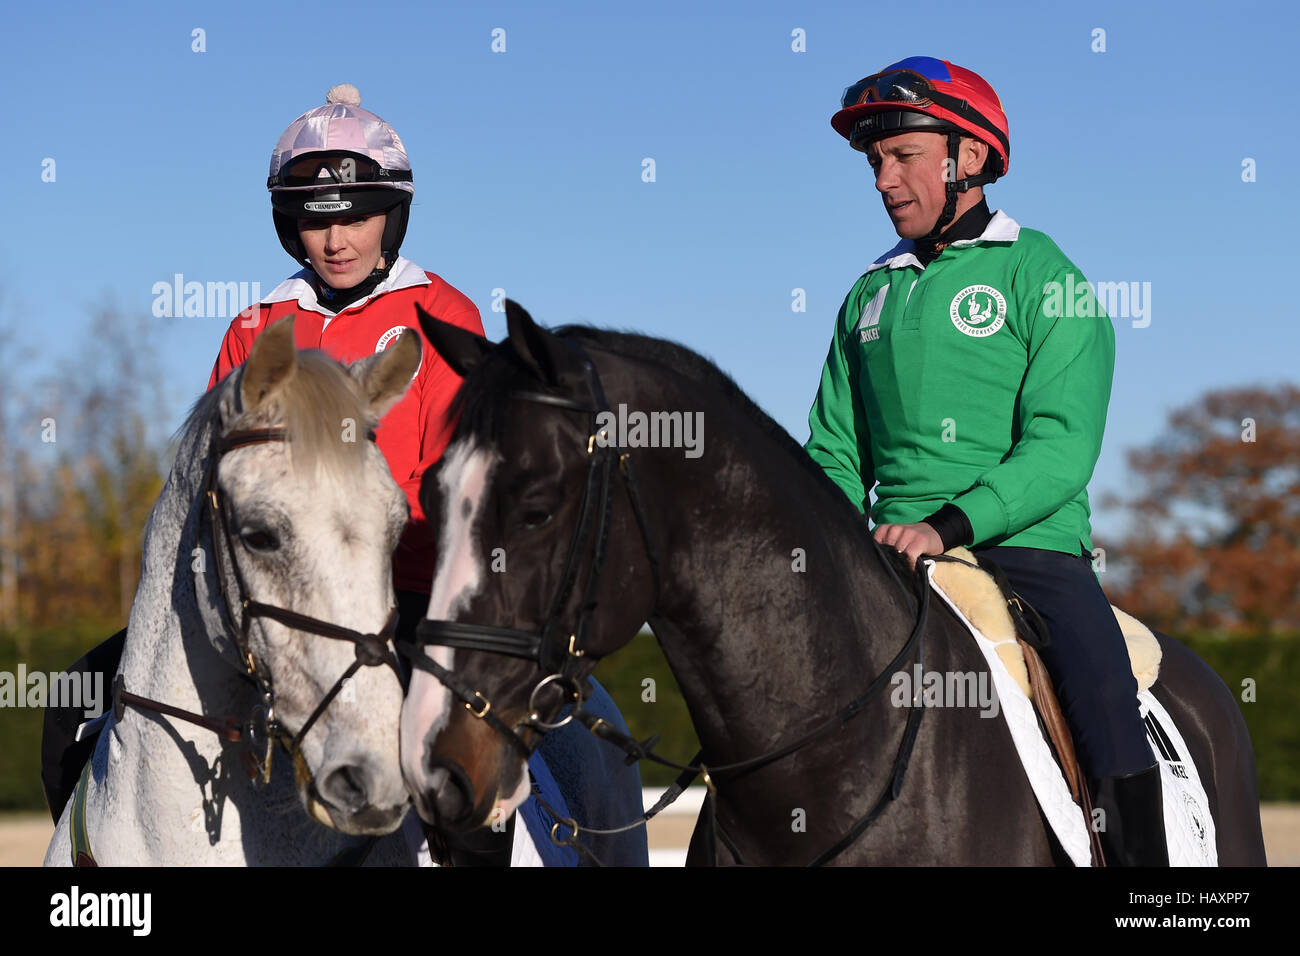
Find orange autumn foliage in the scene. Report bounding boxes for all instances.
[1097,385,1300,636]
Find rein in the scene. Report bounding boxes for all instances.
[561,555,933,867]
[399,342,948,866]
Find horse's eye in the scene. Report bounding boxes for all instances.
[521,510,553,531]
[241,528,280,552]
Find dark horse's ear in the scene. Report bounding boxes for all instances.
[505,299,586,389]
[415,304,492,378]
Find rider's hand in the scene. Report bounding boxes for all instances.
[873,522,945,571]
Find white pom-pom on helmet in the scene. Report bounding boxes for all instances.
[267,85,414,269]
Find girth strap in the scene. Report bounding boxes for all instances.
[70,759,96,867]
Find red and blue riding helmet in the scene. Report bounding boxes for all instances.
[831,57,1010,238]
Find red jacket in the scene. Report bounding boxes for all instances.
[208,258,484,594]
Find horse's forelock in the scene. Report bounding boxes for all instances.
[184,351,377,486]
[272,350,376,484]
[451,347,536,447]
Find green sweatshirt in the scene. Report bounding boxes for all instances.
[805,211,1114,555]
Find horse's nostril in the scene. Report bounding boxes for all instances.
[425,757,476,828]
[321,763,371,813]
[429,767,449,794]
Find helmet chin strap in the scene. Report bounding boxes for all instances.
[918,132,963,244]
[357,255,397,289]
[918,131,998,246]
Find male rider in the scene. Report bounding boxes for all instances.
[805,57,1167,865]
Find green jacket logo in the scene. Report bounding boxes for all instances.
[950,284,1007,338]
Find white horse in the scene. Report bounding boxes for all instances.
[45,317,426,865]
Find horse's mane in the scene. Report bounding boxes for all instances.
[453,325,917,592]
[572,330,921,595]
[453,325,864,515]
[177,351,377,483]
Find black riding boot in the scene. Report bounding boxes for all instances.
[1089,765,1170,866]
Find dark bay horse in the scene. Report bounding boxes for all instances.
[398,300,1266,866]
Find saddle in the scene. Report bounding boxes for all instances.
[930,549,1119,866]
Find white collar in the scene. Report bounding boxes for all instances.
[261,256,431,318]
[864,210,1022,273]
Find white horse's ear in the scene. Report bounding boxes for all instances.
[350,329,421,419]
[241,316,299,412]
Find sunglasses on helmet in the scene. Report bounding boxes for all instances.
[840,70,938,110]
[840,69,1010,158]
[268,153,412,190]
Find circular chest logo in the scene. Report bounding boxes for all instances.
[376,325,422,380]
[949,284,1007,338]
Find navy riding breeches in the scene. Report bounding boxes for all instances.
[968,545,1154,779]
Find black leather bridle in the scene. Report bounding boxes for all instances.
[397,350,663,758]
[396,342,938,866]
[114,426,403,790]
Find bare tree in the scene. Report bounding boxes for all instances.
[10,301,170,633]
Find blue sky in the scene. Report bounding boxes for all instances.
[4,0,1297,541]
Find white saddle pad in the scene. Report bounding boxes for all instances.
[1139,690,1217,865]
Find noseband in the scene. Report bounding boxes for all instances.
[114,426,403,788]
[397,346,662,757]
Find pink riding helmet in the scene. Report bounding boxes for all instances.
[267,84,414,269]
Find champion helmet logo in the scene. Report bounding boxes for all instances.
[303,200,353,213]
[376,326,422,381]
[949,284,1007,338]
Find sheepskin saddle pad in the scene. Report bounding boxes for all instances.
[929,546,1161,699]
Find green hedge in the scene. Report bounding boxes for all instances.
[592,631,701,789]
[1176,632,1300,800]
[0,623,118,812]
[1,626,1295,811]
[595,629,1300,799]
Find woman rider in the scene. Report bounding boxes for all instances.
[45,85,645,866]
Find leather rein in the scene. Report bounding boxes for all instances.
[397,343,939,866]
